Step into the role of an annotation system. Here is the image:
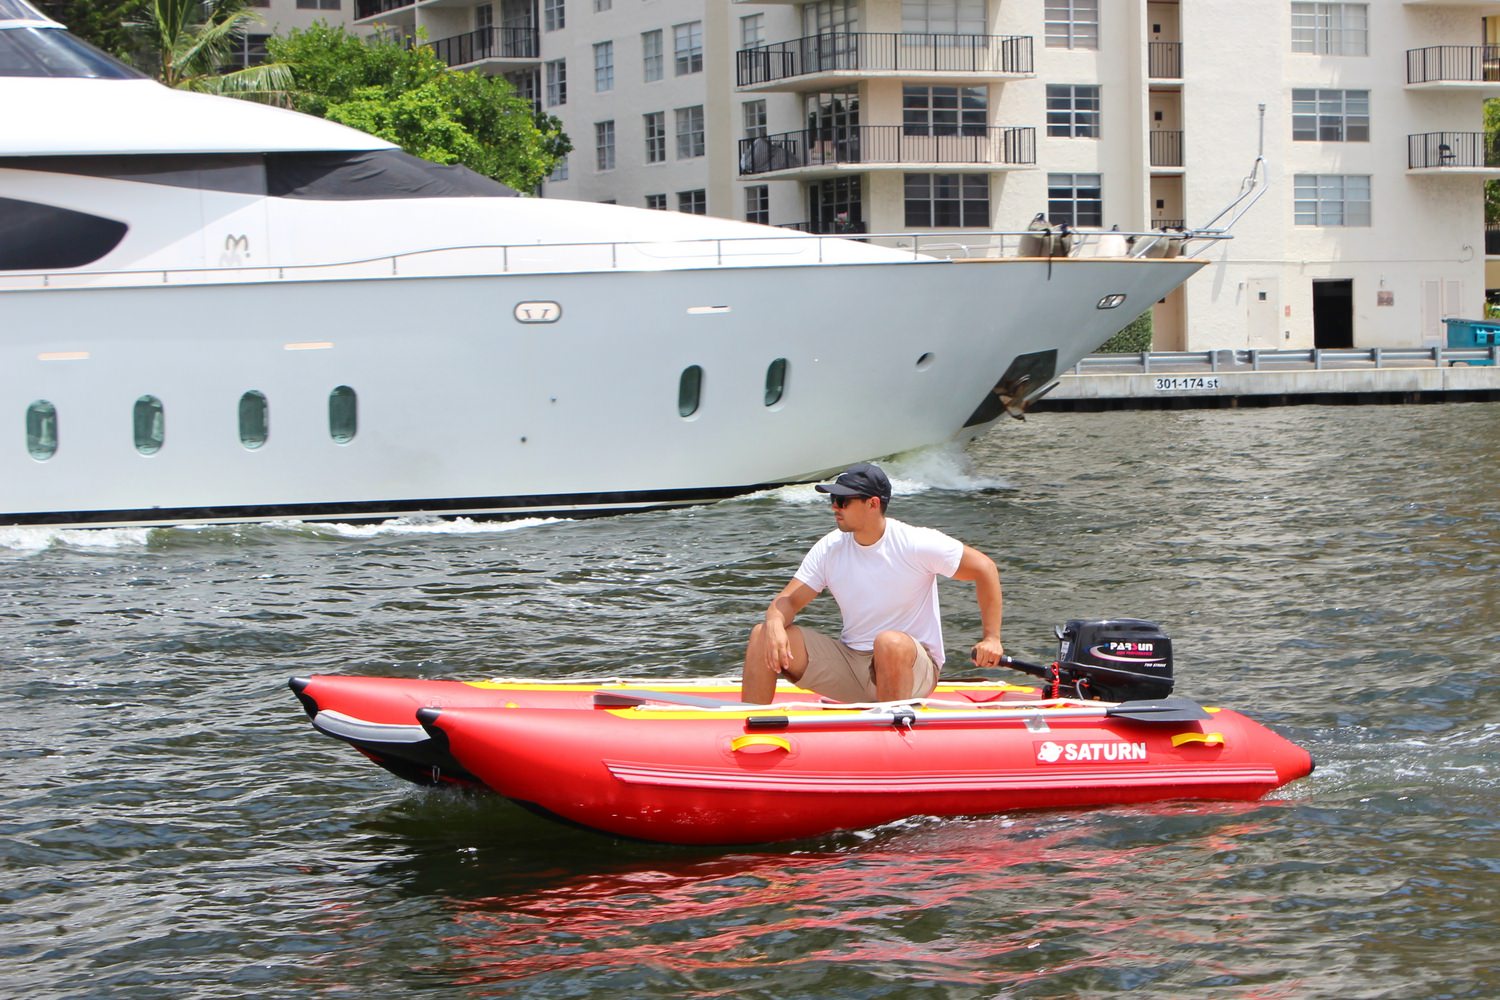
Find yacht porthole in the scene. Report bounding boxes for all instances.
[678,366,703,419]
[328,386,357,444]
[239,391,269,450]
[915,352,936,371]
[26,400,58,461]
[764,358,788,408]
[133,395,164,456]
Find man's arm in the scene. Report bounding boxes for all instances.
[952,545,1004,666]
[761,580,818,674]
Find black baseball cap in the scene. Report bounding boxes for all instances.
[815,462,892,501]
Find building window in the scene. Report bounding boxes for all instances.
[1047,172,1103,227]
[1046,84,1101,138]
[746,184,769,224]
[1045,0,1099,50]
[676,105,705,159]
[674,21,703,75]
[903,85,986,137]
[1292,89,1369,141]
[545,59,566,106]
[764,358,788,407]
[594,41,613,91]
[644,111,666,163]
[595,120,615,171]
[295,0,339,8]
[809,175,862,234]
[328,386,357,444]
[904,173,990,227]
[1294,174,1371,226]
[678,189,707,214]
[741,13,765,47]
[743,99,767,139]
[594,0,610,10]
[642,29,663,82]
[26,400,57,461]
[678,365,703,417]
[238,391,268,450]
[549,156,569,182]
[133,395,164,456]
[223,32,270,69]
[903,0,985,34]
[646,193,667,210]
[544,0,565,32]
[1292,3,1368,56]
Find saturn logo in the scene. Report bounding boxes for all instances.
[1036,741,1065,763]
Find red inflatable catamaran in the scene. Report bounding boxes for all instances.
[290,620,1314,845]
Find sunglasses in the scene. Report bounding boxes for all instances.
[830,494,869,508]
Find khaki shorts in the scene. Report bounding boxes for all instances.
[795,627,939,703]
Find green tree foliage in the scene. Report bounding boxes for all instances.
[126,0,291,101]
[33,1,146,60]
[267,24,570,192]
[1487,98,1500,225]
[1097,311,1154,353]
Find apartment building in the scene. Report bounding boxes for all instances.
[270,0,1498,352]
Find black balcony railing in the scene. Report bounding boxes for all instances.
[738,125,1036,176]
[1148,41,1181,79]
[356,0,413,20]
[1408,131,1500,169]
[1406,45,1500,84]
[1149,130,1183,168]
[737,32,1033,87]
[429,25,540,66]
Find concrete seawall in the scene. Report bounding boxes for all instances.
[1033,348,1500,411]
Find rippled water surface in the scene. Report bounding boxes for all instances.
[3,404,1498,998]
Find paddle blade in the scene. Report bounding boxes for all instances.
[1105,696,1211,723]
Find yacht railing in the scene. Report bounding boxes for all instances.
[0,227,1228,292]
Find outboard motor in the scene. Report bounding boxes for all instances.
[1055,618,1174,702]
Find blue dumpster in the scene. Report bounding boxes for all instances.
[1443,318,1500,364]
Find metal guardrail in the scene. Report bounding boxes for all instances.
[738,125,1037,176]
[1406,44,1500,84]
[1072,346,1500,374]
[736,31,1033,87]
[1408,131,1500,169]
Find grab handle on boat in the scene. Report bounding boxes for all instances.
[730,734,792,754]
[1171,731,1225,748]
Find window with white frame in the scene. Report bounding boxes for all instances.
[802,0,858,35]
[743,99,767,139]
[1047,172,1102,226]
[594,41,613,91]
[646,193,667,210]
[904,174,990,227]
[595,120,615,171]
[1294,174,1370,225]
[223,32,270,69]
[745,185,770,224]
[594,0,610,10]
[549,156,569,182]
[1045,0,1098,49]
[674,21,703,75]
[903,85,986,136]
[741,13,765,47]
[544,0,564,32]
[902,0,986,35]
[676,105,705,158]
[644,111,666,163]
[642,29,663,81]
[678,189,707,214]
[1046,84,1100,138]
[1292,89,1368,141]
[545,59,566,106]
[1291,3,1368,56]
[295,0,340,8]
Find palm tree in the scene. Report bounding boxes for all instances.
[129,0,292,102]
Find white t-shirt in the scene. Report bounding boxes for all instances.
[793,518,965,665]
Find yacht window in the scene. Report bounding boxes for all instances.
[678,366,703,418]
[0,197,128,270]
[238,391,268,450]
[328,386,357,444]
[764,358,788,407]
[0,26,144,79]
[133,395,164,455]
[25,399,57,461]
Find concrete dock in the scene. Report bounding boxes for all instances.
[1034,346,1500,411]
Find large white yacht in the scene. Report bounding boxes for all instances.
[0,3,1208,528]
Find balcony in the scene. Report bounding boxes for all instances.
[1149,130,1183,169]
[355,0,413,20]
[429,26,540,70]
[1408,131,1500,174]
[1148,41,1181,80]
[739,125,1036,178]
[737,32,1033,91]
[1406,46,1500,94]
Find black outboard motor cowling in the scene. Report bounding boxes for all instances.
[1055,618,1174,702]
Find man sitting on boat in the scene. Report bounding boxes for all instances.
[741,463,1006,704]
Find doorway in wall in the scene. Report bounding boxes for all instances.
[1313,279,1354,348]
